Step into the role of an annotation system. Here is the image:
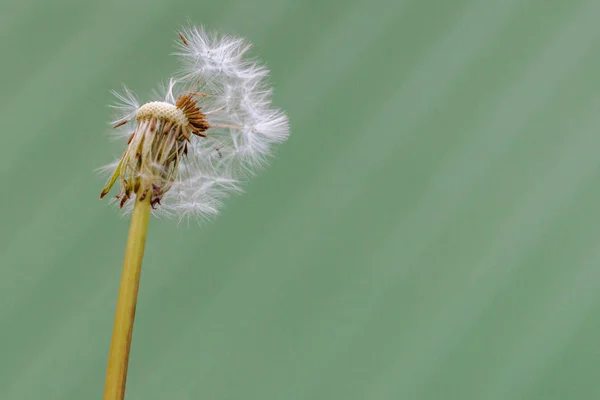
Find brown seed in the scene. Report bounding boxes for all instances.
[182,125,191,141]
[163,121,174,135]
[178,33,188,46]
[113,120,128,128]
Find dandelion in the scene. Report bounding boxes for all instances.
[99,25,288,400]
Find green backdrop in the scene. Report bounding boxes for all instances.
[2,0,600,399]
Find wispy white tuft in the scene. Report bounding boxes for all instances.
[110,86,140,126]
[175,25,262,81]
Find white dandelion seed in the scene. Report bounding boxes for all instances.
[100,25,289,222]
[175,26,289,172]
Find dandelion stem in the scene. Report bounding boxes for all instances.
[103,194,152,400]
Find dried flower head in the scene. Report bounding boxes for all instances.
[100,25,289,222]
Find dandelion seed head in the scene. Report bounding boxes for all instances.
[100,25,289,222]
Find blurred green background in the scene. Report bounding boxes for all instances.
[2,0,600,399]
